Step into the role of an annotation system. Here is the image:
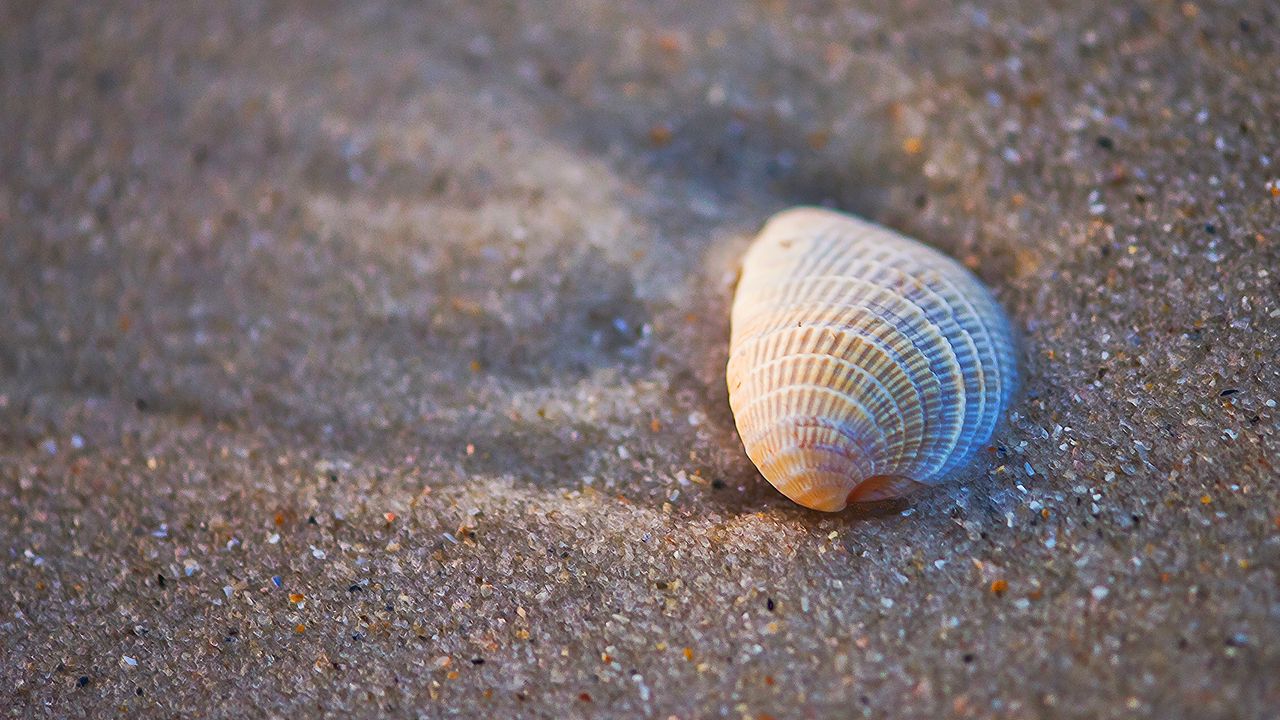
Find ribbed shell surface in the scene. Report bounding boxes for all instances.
[727,207,1017,511]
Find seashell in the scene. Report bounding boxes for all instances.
[726,207,1017,511]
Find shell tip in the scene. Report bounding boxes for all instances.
[846,475,927,504]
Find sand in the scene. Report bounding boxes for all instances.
[2,1,1278,718]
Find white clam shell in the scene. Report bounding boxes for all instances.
[727,207,1018,511]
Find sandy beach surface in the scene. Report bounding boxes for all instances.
[2,1,1278,717]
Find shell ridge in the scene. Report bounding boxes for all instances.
[739,223,891,309]
[732,353,901,448]
[738,352,906,446]
[895,273,989,477]
[753,425,877,493]
[869,258,1005,474]
[737,382,890,460]
[921,272,1013,470]
[838,280,968,478]
[731,317,939,466]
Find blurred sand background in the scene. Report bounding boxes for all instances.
[2,1,1278,717]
